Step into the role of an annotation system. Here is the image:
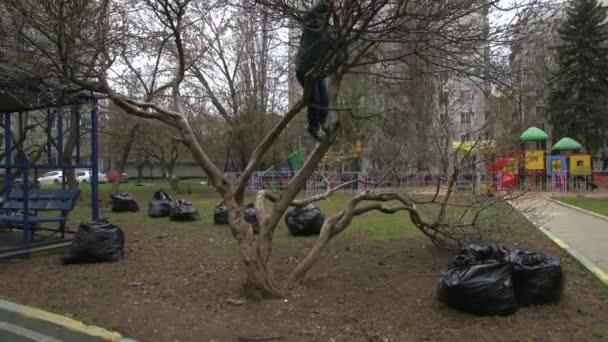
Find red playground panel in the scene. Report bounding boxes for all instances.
[592,173,608,190]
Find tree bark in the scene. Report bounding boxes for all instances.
[63,106,79,189]
[163,164,179,192]
[112,123,140,193]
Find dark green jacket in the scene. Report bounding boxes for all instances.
[295,2,338,80]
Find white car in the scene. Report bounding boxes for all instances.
[37,170,63,184]
[75,170,108,184]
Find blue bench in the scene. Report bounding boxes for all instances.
[0,188,81,235]
[455,181,473,192]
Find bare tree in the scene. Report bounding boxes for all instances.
[106,105,141,193]
[0,0,544,298]
[136,120,183,190]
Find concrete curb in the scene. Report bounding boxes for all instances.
[547,197,608,223]
[516,209,608,286]
[0,298,136,342]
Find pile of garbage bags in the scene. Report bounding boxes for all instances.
[438,244,564,316]
[169,199,199,221]
[63,221,125,264]
[111,192,140,212]
[148,189,173,217]
[214,202,259,232]
[144,189,200,221]
[285,204,324,236]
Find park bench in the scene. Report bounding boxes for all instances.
[455,180,473,193]
[0,188,80,236]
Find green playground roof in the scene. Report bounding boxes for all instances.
[520,127,549,141]
[552,137,583,151]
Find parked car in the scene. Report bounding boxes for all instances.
[37,170,63,184]
[75,170,108,184]
[106,170,129,183]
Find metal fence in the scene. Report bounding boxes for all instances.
[222,170,608,195]
[222,171,441,194]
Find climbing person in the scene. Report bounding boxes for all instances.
[295,0,341,142]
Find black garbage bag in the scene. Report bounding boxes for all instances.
[111,192,140,212]
[148,189,173,217]
[438,244,518,316]
[169,200,199,221]
[285,204,324,236]
[12,179,40,190]
[244,203,258,225]
[456,243,512,264]
[244,203,259,234]
[214,202,259,232]
[63,221,125,264]
[213,202,229,225]
[512,250,564,305]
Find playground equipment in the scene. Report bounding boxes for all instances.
[257,139,366,192]
[452,140,497,194]
[0,90,103,257]
[486,126,596,193]
[451,126,598,194]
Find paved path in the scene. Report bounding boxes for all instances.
[0,299,133,342]
[516,196,608,274]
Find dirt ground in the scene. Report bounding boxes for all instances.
[1,201,608,342]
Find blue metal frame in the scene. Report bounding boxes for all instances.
[0,100,101,251]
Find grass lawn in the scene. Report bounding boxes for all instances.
[557,196,608,216]
[66,180,423,244]
[1,181,607,341]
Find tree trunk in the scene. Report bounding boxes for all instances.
[163,165,179,192]
[136,164,144,182]
[63,106,79,189]
[237,134,250,172]
[112,123,140,193]
[229,206,283,299]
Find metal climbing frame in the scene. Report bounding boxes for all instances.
[0,94,102,254]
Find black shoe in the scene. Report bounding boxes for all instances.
[307,126,321,142]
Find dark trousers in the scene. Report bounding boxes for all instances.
[297,74,329,132]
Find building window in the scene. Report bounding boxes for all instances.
[460,90,471,102]
[536,88,545,98]
[461,112,472,125]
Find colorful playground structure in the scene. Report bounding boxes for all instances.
[456,126,602,194]
[249,129,603,195]
[257,139,364,191]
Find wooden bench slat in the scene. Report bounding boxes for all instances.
[1,188,80,214]
[3,200,75,211]
[0,215,66,223]
[7,189,80,200]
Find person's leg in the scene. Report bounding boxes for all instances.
[307,79,322,141]
[317,78,330,132]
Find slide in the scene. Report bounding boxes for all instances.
[501,172,517,189]
[488,158,518,189]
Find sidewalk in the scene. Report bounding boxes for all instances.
[516,196,608,277]
[0,299,133,342]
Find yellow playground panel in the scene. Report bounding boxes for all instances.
[452,140,496,155]
[525,150,545,170]
[480,183,496,196]
[570,155,592,176]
